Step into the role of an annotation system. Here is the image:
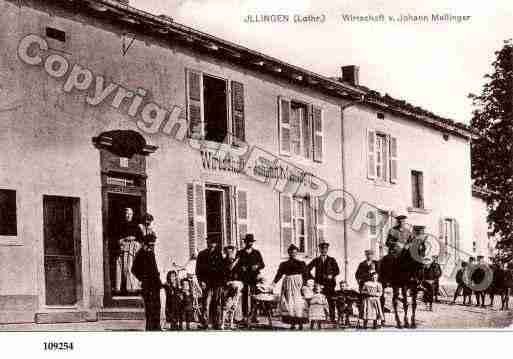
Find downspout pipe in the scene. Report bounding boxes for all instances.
[340,94,366,282]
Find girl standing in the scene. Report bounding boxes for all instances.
[361,271,384,329]
[308,283,329,329]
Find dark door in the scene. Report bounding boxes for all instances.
[43,196,81,306]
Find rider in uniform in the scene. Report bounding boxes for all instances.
[385,212,414,254]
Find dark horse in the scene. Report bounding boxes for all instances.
[379,240,427,329]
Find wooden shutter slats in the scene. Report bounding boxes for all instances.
[279,97,291,156]
[390,136,398,183]
[186,69,203,139]
[312,106,323,162]
[280,193,293,257]
[231,81,245,142]
[367,129,376,179]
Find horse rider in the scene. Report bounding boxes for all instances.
[385,212,414,254]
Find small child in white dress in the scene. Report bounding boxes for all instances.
[361,271,384,329]
[308,283,329,329]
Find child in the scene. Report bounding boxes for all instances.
[302,278,315,302]
[361,271,384,329]
[308,283,329,329]
[163,270,182,330]
[334,280,359,328]
[180,278,195,330]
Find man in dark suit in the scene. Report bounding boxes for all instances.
[132,232,161,331]
[306,241,340,322]
[237,233,265,325]
[355,249,382,314]
[196,236,225,329]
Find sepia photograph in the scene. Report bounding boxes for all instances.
[1,1,513,349]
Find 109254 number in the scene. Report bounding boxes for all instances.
[43,342,74,351]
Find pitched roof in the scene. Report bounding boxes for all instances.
[48,0,474,138]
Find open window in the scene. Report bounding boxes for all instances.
[186,69,245,144]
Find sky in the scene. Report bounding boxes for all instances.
[130,0,512,125]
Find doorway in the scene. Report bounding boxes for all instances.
[107,193,142,298]
[205,186,229,248]
[43,195,81,306]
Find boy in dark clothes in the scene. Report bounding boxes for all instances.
[180,278,195,330]
[163,270,182,330]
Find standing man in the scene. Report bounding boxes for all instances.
[306,241,340,322]
[196,236,224,329]
[355,249,381,315]
[132,230,161,331]
[472,255,486,307]
[237,233,265,325]
[431,255,443,302]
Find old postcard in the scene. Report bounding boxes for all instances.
[1,1,512,346]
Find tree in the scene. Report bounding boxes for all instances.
[470,39,513,262]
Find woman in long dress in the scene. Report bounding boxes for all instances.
[272,244,308,329]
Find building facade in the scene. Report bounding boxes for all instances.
[0,0,474,324]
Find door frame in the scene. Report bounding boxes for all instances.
[41,195,83,308]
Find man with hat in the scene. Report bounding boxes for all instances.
[355,249,382,315]
[306,241,340,322]
[196,236,225,329]
[132,230,162,331]
[237,233,265,325]
[386,212,414,254]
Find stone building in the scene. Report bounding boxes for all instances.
[0,0,473,324]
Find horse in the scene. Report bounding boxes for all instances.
[379,239,427,329]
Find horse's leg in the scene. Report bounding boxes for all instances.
[401,286,409,328]
[392,286,402,328]
[410,286,418,329]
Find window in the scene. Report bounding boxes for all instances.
[441,218,460,260]
[473,241,477,253]
[375,134,388,181]
[280,194,323,257]
[279,98,323,162]
[0,189,17,236]
[368,209,390,258]
[293,198,307,253]
[411,170,424,209]
[367,130,397,183]
[186,69,245,144]
[46,27,66,42]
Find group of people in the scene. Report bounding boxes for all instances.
[123,207,511,331]
[452,256,513,310]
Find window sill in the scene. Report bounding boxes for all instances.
[0,236,23,246]
[407,207,430,215]
[369,179,394,188]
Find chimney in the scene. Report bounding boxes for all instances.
[341,65,359,86]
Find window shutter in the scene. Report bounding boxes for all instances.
[312,106,323,162]
[389,136,398,183]
[280,193,293,257]
[187,182,206,259]
[236,189,248,249]
[279,97,291,156]
[306,197,314,257]
[186,69,203,139]
[411,172,418,208]
[303,105,312,159]
[439,218,446,260]
[231,81,245,143]
[453,219,460,261]
[367,129,376,179]
[418,172,424,208]
[314,197,325,258]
